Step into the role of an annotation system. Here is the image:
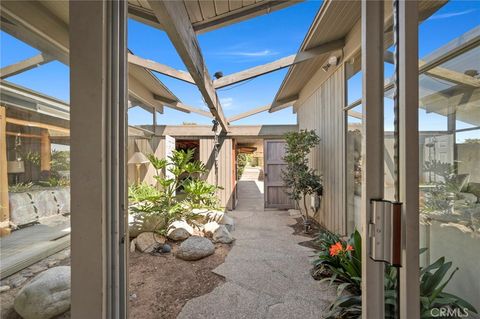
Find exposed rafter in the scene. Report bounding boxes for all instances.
[153,95,213,118]
[128,1,302,34]
[128,53,195,84]
[228,105,271,123]
[0,53,53,79]
[384,51,480,88]
[0,1,69,64]
[269,95,298,113]
[214,38,345,89]
[147,0,228,131]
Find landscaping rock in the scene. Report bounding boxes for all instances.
[212,225,235,244]
[167,220,194,241]
[0,285,10,293]
[161,244,172,253]
[9,275,28,288]
[194,209,225,223]
[203,222,234,244]
[203,221,220,237]
[130,239,137,253]
[220,214,235,232]
[14,266,70,319]
[176,236,215,261]
[135,232,165,253]
[128,213,166,238]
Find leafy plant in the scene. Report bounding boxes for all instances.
[128,149,221,235]
[50,150,70,172]
[128,183,160,203]
[282,130,323,230]
[237,153,251,178]
[313,230,478,318]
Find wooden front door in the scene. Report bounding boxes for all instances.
[264,140,294,209]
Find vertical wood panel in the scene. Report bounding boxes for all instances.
[297,66,346,234]
[200,137,233,210]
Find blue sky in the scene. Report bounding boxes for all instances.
[0,0,479,140]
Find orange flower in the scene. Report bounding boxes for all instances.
[329,242,343,256]
[346,245,354,252]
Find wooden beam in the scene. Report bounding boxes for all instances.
[5,117,70,134]
[147,0,228,131]
[214,38,345,89]
[0,106,10,235]
[0,1,69,64]
[40,130,51,171]
[153,95,213,118]
[0,53,53,79]
[384,51,480,87]
[128,53,195,84]
[228,105,270,123]
[6,132,42,139]
[268,95,298,113]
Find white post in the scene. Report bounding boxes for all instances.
[361,1,385,318]
[70,1,127,318]
[399,1,420,318]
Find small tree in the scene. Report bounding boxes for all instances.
[282,130,323,231]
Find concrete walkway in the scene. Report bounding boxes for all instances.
[178,168,335,319]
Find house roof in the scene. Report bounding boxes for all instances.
[127,0,302,33]
[0,0,180,113]
[271,0,448,109]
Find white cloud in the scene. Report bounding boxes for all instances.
[217,49,278,58]
[220,97,234,109]
[430,9,476,20]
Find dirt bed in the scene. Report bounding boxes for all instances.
[128,241,231,319]
[1,241,231,319]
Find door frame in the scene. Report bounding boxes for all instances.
[263,139,294,209]
[70,1,128,318]
[360,1,420,318]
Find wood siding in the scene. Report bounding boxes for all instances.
[128,135,234,210]
[200,137,234,210]
[127,136,165,185]
[296,65,346,235]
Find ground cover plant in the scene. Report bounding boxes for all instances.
[311,229,478,318]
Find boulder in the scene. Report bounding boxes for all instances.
[203,222,234,244]
[128,212,166,238]
[219,214,235,232]
[212,225,234,244]
[14,266,70,319]
[130,239,137,253]
[135,232,165,253]
[203,221,220,237]
[167,220,194,241]
[193,209,224,223]
[176,236,215,261]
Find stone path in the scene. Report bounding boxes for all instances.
[178,168,335,319]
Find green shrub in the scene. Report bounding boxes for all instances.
[128,149,221,235]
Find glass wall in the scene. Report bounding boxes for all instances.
[418,9,480,312]
[0,3,71,317]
